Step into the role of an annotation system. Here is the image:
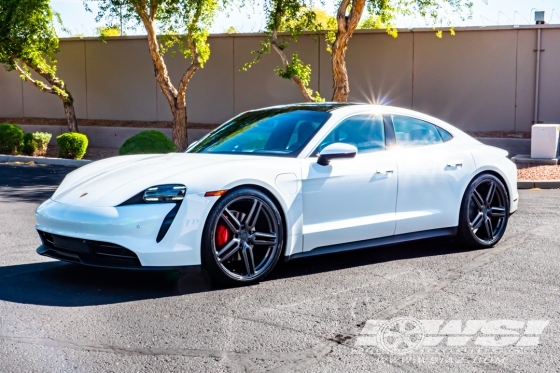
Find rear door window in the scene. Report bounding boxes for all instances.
[390,115,444,147]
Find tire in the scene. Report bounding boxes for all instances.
[201,187,284,286]
[457,174,509,249]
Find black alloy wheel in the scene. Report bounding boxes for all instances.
[458,174,509,248]
[201,188,284,285]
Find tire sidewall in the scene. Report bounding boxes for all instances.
[201,187,285,285]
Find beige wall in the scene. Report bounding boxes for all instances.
[1,26,559,132]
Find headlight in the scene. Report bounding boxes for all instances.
[118,184,186,206]
[143,185,186,202]
[117,184,187,243]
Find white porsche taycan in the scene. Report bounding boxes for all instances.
[35,103,518,285]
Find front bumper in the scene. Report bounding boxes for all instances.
[35,195,215,267]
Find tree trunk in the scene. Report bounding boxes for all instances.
[331,0,366,102]
[63,100,79,132]
[331,39,350,102]
[171,103,188,152]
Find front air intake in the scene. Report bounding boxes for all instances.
[37,231,141,268]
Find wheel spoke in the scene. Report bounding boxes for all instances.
[489,206,506,218]
[250,232,277,245]
[484,218,494,240]
[486,182,496,205]
[471,212,484,230]
[245,200,262,229]
[241,243,255,275]
[217,238,240,262]
[472,190,484,209]
[222,208,242,233]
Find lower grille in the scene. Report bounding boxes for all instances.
[37,230,141,268]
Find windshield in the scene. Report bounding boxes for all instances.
[187,108,331,157]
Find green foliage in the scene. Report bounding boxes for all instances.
[226,26,238,34]
[273,53,324,102]
[310,8,336,30]
[242,2,326,101]
[0,124,24,155]
[97,25,121,37]
[22,131,51,156]
[119,131,177,155]
[0,0,73,102]
[0,0,58,75]
[93,0,220,68]
[22,133,36,156]
[57,132,88,160]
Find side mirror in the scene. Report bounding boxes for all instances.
[317,143,357,166]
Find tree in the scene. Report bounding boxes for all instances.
[0,0,79,132]
[97,25,122,37]
[330,0,475,102]
[92,0,219,151]
[243,5,329,102]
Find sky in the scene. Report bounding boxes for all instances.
[50,0,560,37]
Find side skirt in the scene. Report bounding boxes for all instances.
[288,227,458,261]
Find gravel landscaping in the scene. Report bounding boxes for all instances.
[517,164,560,181]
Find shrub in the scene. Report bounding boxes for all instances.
[22,133,36,156]
[119,130,177,155]
[57,132,88,160]
[32,132,52,156]
[22,132,52,156]
[0,123,24,155]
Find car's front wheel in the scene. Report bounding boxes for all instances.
[457,174,509,248]
[201,188,284,285]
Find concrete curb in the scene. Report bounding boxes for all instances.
[518,181,560,189]
[0,155,91,167]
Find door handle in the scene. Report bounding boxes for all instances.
[376,169,394,174]
[446,160,463,167]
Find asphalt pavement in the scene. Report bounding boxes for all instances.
[0,163,559,372]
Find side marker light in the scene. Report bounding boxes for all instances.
[204,190,228,197]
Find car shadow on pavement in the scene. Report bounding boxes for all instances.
[270,237,476,281]
[0,238,475,307]
[0,260,213,307]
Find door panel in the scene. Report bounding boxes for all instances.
[301,152,398,251]
[393,144,475,234]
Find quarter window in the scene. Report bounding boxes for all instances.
[391,115,444,147]
[315,114,385,154]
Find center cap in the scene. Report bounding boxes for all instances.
[239,230,249,242]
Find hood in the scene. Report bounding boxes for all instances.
[51,153,245,207]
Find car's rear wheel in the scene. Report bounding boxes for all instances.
[201,188,284,285]
[457,174,509,248]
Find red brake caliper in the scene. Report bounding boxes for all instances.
[216,222,230,248]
